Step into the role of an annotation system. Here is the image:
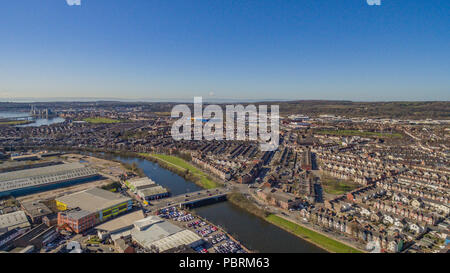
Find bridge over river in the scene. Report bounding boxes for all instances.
[147,188,231,212]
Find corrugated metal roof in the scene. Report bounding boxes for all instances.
[0,211,31,231]
[56,187,131,212]
[0,163,98,192]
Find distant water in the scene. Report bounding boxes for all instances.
[0,111,65,127]
[0,112,29,118]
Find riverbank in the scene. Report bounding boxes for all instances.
[0,120,32,125]
[227,191,364,253]
[266,214,364,253]
[138,153,220,189]
[227,191,269,219]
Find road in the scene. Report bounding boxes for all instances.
[146,188,231,212]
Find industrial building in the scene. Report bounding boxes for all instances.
[131,216,203,253]
[20,201,53,224]
[0,162,100,197]
[0,211,31,232]
[96,210,145,240]
[56,187,132,233]
[125,177,169,203]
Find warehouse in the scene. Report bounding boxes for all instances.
[0,162,100,197]
[95,210,145,240]
[20,201,53,224]
[131,216,203,253]
[56,187,133,233]
[137,185,169,201]
[125,177,156,191]
[0,211,31,232]
[126,177,169,202]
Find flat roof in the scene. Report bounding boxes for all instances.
[0,162,87,182]
[20,201,52,218]
[96,210,145,232]
[0,211,30,231]
[63,209,92,220]
[131,217,202,252]
[0,163,98,193]
[151,229,202,253]
[138,186,168,196]
[56,187,131,212]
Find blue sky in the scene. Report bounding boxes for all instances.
[0,0,449,101]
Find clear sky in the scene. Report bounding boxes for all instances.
[0,0,449,101]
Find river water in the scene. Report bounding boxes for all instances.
[98,154,326,253]
[0,111,65,127]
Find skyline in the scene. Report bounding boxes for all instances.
[0,0,449,101]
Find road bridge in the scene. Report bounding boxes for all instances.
[147,188,231,211]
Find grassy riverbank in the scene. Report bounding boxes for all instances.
[0,120,32,125]
[265,214,363,253]
[138,153,220,189]
[227,192,270,218]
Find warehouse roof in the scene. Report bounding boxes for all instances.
[137,186,168,197]
[20,201,52,219]
[0,163,98,193]
[56,187,131,212]
[131,216,202,252]
[127,177,155,187]
[0,211,31,231]
[96,210,145,232]
[0,162,87,182]
[151,229,202,253]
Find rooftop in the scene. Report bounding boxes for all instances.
[131,216,202,252]
[0,211,31,231]
[20,201,52,218]
[56,187,131,212]
[0,162,87,182]
[96,210,145,232]
[0,162,98,193]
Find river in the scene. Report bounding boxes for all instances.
[0,111,65,127]
[106,154,326,253]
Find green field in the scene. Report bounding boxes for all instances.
[315,129,402,139]
[140,153,219,189]
[0,120,31,125]
[321,175,360,195]
[266,215,363,253]
[83,117,121,124]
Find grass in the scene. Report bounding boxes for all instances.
[227,191,269,218]
[139,153,219,189]
[315,129,403,139]
[321,175,360,195]
[83,117,121,124]
[0,120,31,125]
[266,214,363,253]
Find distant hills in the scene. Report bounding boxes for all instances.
[0,100,448,120]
